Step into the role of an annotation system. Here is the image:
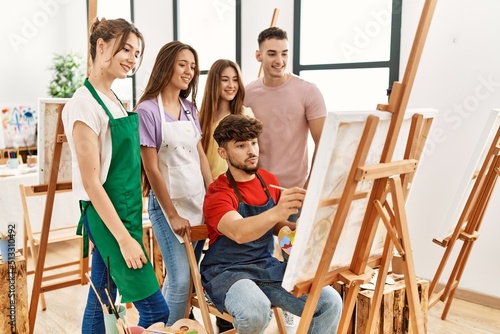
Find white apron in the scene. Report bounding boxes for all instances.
[157,94,205,243]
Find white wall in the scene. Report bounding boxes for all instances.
[402,0,500,298]
[240,0,294,84]
[0,0,86,106]
[133,0,174,98]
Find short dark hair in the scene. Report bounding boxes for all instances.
[258,27,288,47]
[214,115,263,148]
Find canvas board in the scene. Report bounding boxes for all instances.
[282,108,438,291]
[38,98,72,184]
[434,109,500,241]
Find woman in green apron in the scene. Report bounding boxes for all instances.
[62,18,169,333]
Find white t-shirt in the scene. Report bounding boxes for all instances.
[61,86,128,201]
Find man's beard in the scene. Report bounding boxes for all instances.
[228,155,259,175]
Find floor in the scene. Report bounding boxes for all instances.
[21,241,500,333]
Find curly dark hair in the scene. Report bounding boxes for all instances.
[214,115,263,148]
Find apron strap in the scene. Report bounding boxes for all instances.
[255,172,273,202]
[77,200,91,258]
[84,78,125,119]
[226,169,272,204]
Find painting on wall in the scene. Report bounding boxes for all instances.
[1,106,38,150]
[282,108,438,291]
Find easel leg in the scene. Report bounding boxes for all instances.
[337,284,360,334]
[366,236,394,334]
[389,177,425,333]
[441,238,475,320]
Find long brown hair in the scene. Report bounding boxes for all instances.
[136,41,200,107]
[198,59,245,153]
[138,41,200,196]
[88,17,145,75]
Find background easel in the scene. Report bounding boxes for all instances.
[28,105,88,332]
[257,8,280,78]
[28,1,98,331]
[429,123,500,319]
[289,1,439,333]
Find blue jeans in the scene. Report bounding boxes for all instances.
[224,279,342,334]
[82,218,169,333]
[148,192,201,326]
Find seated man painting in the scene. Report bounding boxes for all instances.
[200,114,342,334]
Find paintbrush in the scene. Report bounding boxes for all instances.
[107,257,112,293]
[84,273,109,314]
[104,287,131,334]
[269,184,288,191]
[115,292,122,312]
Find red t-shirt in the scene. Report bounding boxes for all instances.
[203,169,281,244]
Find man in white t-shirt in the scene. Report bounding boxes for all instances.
[245,26,327,190]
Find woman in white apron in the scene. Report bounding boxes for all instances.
[136,41,213,325]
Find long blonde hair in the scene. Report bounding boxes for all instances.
[198,59,245,153]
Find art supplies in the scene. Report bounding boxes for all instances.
[269,184,287,191]
[105,287,131,334]
[84,273,108,314]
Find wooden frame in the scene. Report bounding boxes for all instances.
[283,1,439,333]
[432,109,500,245]
[285,109,435,333]
[283,109,436,293]
[29,103,85,331]
[429,110,500,319]
[20,182,87,311]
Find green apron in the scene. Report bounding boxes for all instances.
[76,78,159,302]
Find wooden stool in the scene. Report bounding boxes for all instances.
[0,252,29,333]
[333,275,429,334]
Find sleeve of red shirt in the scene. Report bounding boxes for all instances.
[202,170,281,244]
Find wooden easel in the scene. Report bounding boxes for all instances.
[429,124,500,319]
[28,105,89,332]
[257,8,280,78]
[29,1,98,332]
[291,1,438,333]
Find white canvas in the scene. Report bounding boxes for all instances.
[282,108,438,291]
[434,109,500,242]
[38,98,72,184]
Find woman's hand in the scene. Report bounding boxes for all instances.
[169,214,192,240]
[118,236,147,269]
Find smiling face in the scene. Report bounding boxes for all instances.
[219,66,239,102]
[101,33,141,79]
[256,38,289,80]
[167,48,196,91]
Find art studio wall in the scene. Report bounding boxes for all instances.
[402,0,500,301]
[1,0,499,302]
[0,0,86,106]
